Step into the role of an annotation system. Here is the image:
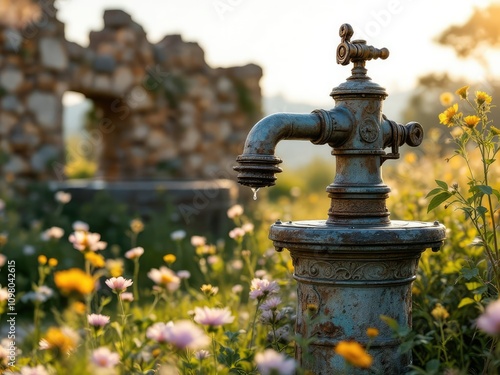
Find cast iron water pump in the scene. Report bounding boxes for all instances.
[234,24,446,374]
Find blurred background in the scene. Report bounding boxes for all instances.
[55,0,500,168]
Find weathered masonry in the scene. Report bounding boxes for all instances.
[0,2,262,184]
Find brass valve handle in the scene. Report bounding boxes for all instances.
[336,24,390,66]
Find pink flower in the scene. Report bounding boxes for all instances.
[91,347,120,368]
[260,296,282,311]
[146,322,172,343]
[177,270,191,280]
[55,191,71,204]
[125,246,144,259]
[120,292,134,302]
[170,230,186,241]
[147,266,180,291]
[242,223,254,233]
[72,221,89,231]
[227,204,243,219]
[249,278,280,300]
[191,235,206,247]
[105,276,133,293]
[166,320,211,350]
[41,226,64,241]
[477,299,500,335]
[193,306,235,327]
[87,314,110,328]
[229,227,246,239]
[69,231,107,252]
[147,321,210,350]
[255,349,296,375]
[194,349,211,360]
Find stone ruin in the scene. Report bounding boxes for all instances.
[0,2,263,185]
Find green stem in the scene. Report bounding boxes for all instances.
[249,299,262,349]
[133,258,140,303]
[212,334,218,375]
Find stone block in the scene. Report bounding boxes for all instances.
[4,155,29,174]
[112,66,134,93]
[39,37,68,71]
[93,54,116,74]
[0,112,18,135]
[103,10,132,28]
[94,74,112,93]
[27,91,59,130]
[30,145,61,172]
[126,86,154,111]
[1,95,22,113]
[0,67,23,92]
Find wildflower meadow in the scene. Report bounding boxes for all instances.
[0,87,499,374]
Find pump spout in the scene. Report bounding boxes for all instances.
[234,108,352,189]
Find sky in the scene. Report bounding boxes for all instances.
[57,0,495,107]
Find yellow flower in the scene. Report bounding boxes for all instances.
[39,327,79,354]
[48,258,58,267]
[85,251,105,268]
[70,301,86,315]
[431,303,450,321]
[54,268,95,295]
[130,219,144,234]
[439,104,459,126]
[200,284,219,296]
[491,126,500,136]
[463,115,480,128]
[404,152,417,164]
[439,92,454,106]
[456,85,469,100]
[476,91,492,106]
[334,341,373,369]
[366,327,379,338]
[38,255,47,265]
[106,259,124,277]
[163,254,176,264]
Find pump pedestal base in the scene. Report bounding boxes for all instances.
[269,220,445,375]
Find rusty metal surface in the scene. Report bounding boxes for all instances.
[233,23,447,374]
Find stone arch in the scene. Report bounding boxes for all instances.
[1,4,262,184]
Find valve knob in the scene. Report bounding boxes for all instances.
[336,23,389,66]
[404,121,424,147]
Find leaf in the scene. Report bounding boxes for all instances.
[461,266,479,280]
[436,180,449,190]
[465,281,482,291]
[426,188,444,198]
[493,189,500,199]
[427,191,452,212]
[474,185,493,195]
[110,321,123,340]
[477,206,488,218]
[458,297,476,308]
[218,346,240,367]
[425,359,441,373]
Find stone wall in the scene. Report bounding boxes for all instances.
[0,0,67,182]
[0,4,262,183]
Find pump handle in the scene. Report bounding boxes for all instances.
[337,23,389,66]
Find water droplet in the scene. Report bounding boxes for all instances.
[251,187,260,201]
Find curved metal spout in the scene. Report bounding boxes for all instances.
[234,109,351,188]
